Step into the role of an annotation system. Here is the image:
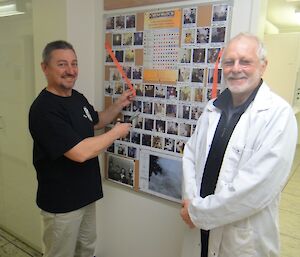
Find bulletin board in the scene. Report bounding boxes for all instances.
[103,1,232,203]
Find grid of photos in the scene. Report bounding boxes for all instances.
[104,2,232,202]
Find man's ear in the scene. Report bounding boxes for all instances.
[41,62,46,71]
[261,59,268,76]
[41,62,48,75]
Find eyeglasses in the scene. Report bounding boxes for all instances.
[222,59,253,68]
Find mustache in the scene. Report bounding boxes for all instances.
[62,73,76,78]
[227,73,246,80]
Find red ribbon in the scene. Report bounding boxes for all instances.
[212,48,223,99]
[105,41,136,96]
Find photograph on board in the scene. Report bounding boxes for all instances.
[107,154,135,187]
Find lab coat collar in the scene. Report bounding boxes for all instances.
[207,80,271,113]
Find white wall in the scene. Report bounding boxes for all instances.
[263,33,300,104]
[0,8,41,250]
[0,0,266,255]
[32,0,67,95]
[263,33,300,144]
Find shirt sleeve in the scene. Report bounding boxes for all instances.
[30,106,83,160]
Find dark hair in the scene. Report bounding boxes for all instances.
[42,40,75,64]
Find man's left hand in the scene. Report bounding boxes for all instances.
[116,89,135,108]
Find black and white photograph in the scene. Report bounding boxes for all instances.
[132,100,142,112]
[176,140,186,154]
[155,120,166,133]
[134,32,143,45]
[212,4,228,22]
[152,136,164,149]
[207,47,221,64]
[179,123,191,137]
[143,102,153,114]
[183,8,196,25]
[211,26,226,43]
[128,146,137,159]
[166,86,177,99]
[191,106,202,120]
[106,16,115,30]
[166,104,177,118]
[179,48,191,63]
[144,153,182,201]
[131,132,141,144]
[193,48,206,63]
[178,68,190,82]
[113,33,122,46]
[191,68,204,83]
[142,134,152,146]
[164,138,175,152]
[144,84,155,97]
[178,105,190,119]
[107,154,134,187]
[105,82,113,95]
[196,27,210,43]
[154,103,166,116]
[167,121,178,135]
[115,15,125,29]
[126,14,136,29]
[144,118,154,131]
[132,67,142,80]
[134,116,143,129]
[117,143,127,156]
[155,85,166,98]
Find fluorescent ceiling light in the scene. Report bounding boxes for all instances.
[0,1,24,17]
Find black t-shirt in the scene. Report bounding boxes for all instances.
[29,89,103,213]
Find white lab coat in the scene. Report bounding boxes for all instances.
[181,82,298,257]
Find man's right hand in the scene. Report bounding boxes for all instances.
[112,122,131,139]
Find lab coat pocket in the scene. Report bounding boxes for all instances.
[221,224,255,257]
[238,147,255,169]
[226,145,254,169]
[226,145,244,168]
[222,145,244,182]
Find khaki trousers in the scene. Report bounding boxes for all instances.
[41,202,96,257]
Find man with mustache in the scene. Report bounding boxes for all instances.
[180,33,297,257]
[29,40,133,257]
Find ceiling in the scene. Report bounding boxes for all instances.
[267,0,300,33]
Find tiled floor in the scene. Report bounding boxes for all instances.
[279,146,300,257]
[0,148,300,257]
[0,228,42,257]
